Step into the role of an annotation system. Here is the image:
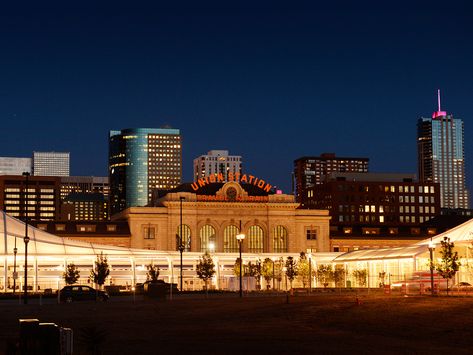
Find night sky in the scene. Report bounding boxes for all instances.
[1,2,472,193]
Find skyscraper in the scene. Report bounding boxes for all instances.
[417,91,469,209]
[33,152,70,176]
[0,157,32,175]
[109,128,182,215]
[193,150,242,182]
[294,153,369,207]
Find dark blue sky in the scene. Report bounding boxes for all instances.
[1,2,472,192]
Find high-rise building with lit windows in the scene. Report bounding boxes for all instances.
[33,151,70,176]
[193,150,242,182]
[417,91,469,209]
[0,175,61,221]
[109,128,182,215]
[294,153,369,207]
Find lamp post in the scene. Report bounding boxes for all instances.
[236,223,245,298]
[23,171,30,304]
[178,196,185,292]
[308,253,312,293]
[429,238,435,296]
[13,240,18,295]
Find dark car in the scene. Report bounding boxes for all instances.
[59,285,109,302]
[135,280,179,294]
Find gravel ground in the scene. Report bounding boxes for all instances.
[1,293,473,354]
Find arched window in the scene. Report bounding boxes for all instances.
[248,225,264,253]
[272,225,288,253]
[176,224,191,252]
[223,225,239,253]
[200,225,216,252]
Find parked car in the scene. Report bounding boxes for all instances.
[135,280,179,294]
[449,282,473,291]
[59,285,109,302]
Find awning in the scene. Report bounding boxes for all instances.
[334,244,428,262]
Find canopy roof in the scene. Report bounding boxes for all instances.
[0,211,167,258]
[416,217,473,246]
[334,244,428,262]
[335,217,473,263]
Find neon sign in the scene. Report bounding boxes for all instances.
[191,173,272,192]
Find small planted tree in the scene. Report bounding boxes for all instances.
[333,265,346,289]
[196,251,216,293]
[297,252,310,289]
[233,257,243,278]
[352,269,368,287]
[248,260,262,290]
[435,237,460,295]
[262,258,274,290]
[90,252,110,289]
[146,263,160,282]
[378,271,386,288]
[285,257,298,289]
[63,263,80,285]
[316,264,333,288]
[274,257,284,290]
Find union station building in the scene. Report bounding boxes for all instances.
[113,181,331,254]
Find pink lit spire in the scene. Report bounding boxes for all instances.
[432,89,447,118]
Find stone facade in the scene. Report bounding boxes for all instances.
[113,182,331,253]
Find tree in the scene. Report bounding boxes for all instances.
[285,257,297,289]
[378,271,386,288]
[146,263,160,282]
[352,269,368,287]
[297,252,311,289]
[63,263,80,285]
[90,252,110,289]
[316,264,333,288]
[196,251,215,292]
[435,237,460,294]
[333,265,346,288]
[233,257,243,277]
[248,260,262,290]
[274,257,284,290]
[262,258,273,290]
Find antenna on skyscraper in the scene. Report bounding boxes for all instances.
[432,89,447,119]
[438,89,441,112]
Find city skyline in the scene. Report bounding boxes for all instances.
[1,3,472,193]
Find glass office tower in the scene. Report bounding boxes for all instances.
[109,128,182,215]
[417,93,469,209]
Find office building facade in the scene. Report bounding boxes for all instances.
[417,92,469,209]
[193,150,242,182]
[109,128,182,215]
[294,153,369,207]
[0,175,61,221]
[60,176,109,200]
[33,152,70,177]
[0,157,32,175]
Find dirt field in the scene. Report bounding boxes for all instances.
[1,293,473,354]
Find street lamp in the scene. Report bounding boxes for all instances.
[23,171,30,304]
[13,239,18,295]
[308,253,312,293]
[236,223,245,298]
[429,238,435,296]
[178,196,185,292]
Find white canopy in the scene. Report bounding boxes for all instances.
[0,211,169,258]
[335,217,473,263]
[416,217,473,246]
